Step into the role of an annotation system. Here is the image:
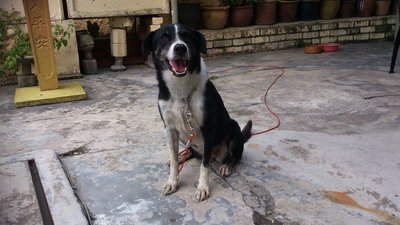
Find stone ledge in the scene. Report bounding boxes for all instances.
[200,16,396,57]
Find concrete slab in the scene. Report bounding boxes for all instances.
[0,161,43,225]
[0,150,88,225]
[14,81,87,108]
[1,42,400,224]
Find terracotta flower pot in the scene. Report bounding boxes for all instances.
[375,0,391,16]
[321,0,341,19]
[339,0,357,18]
[357,0,376,16]
[201,5,230,30]
[230,4,254,27]
[255,0,278,25]
[278,0,299,23]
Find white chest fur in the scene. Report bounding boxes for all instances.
[158,59,208,148]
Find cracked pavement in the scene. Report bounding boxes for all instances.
[1,42,400,224]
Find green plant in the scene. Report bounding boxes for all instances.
[53,23,74,50]
[0,8,73,84]
[0,8,30,79]
[3,31,31,72]
[221,0,257,5]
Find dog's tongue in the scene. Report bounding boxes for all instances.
[170,59,187,74]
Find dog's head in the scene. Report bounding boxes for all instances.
[142,23,207,77]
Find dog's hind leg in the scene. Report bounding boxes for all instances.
[162,129,179,196]
[219,145,238,177]
[219,123,245,177]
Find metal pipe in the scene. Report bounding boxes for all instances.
[171,0,178,23]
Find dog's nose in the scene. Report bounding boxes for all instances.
[174,44,187,55]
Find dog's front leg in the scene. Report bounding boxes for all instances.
[195,128,214,201]
[163,128,179,196]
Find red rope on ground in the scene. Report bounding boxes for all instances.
[209,65,285,136]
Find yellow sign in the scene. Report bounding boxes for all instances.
[22,0,58,91]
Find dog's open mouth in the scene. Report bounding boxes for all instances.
[167,59,188,77]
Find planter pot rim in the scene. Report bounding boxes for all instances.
[201,5,230,9]
[231,4,254,8]
[178,2,201,5]
[278,0,300,3]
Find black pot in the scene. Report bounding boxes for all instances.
[298,0,321,20]
[178,3,201,29]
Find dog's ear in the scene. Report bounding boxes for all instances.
[142,31,155,57]
[195,30,207,55]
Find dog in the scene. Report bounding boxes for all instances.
[142,23,252,201]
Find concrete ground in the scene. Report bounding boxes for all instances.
[1,42,400,225]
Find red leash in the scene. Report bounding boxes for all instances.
[178,132,195,173]
[209,65,285,136]
[178,65,285,173]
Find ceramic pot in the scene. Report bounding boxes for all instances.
[375,0,391,15]
[201,5,230,29]
[321,0,341,19]
[230,4,254,27]
[339,0,357,18]
[278,0,299,22]
[357,0,376,16]
[255,0,278,25]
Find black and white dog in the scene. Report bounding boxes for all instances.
[142,23,252,201]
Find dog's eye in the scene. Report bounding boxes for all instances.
[179,31,189,39]
[161,32,169,40]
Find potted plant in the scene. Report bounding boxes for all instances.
[357,0,376,16]
[320,0,341,19]
[178,0,201,29]
[223,0,258,27]
[375,0,391,16]
[255,0,278,25]
[201,1,230,29]
[0,8,75,87]
[339,0,357,18]
[0,8,34,87]
[278,0,299,23]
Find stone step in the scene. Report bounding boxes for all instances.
[0,150,88,225]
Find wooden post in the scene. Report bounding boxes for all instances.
[22,0,58,91]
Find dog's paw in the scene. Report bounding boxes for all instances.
[195,183,209,202]
[219,165,232,177]
[162,179,178,196]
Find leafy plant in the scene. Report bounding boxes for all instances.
[221,0,257,6]
[0,8,73,85]
[53,23,74,50]
[0,8,29,79]
[3,31,31,72]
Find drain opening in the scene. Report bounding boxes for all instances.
[28,160,55,225]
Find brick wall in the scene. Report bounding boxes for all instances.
[201,16,396,57]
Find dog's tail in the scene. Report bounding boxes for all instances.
[241,120,253,143]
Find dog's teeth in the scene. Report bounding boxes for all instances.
[169,59,187,74]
